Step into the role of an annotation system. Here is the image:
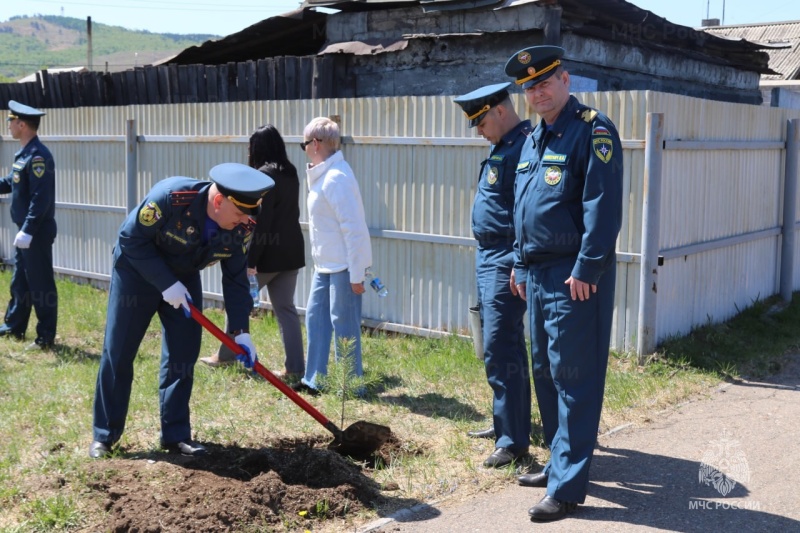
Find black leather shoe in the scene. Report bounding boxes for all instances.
[161,440,207,456]
[528,495,577,521]
[518,471,548,487]
[466,427,495,439]
[89,441,112,459]
[0,324,25,340]
[483,447,528,468]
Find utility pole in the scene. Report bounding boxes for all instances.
[87,16,93,71]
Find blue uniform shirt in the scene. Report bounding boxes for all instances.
[472,119,532,247]
[114,176,254,330]
[513,95,623,284]
[0,136,56,235]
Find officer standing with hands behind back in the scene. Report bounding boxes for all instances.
[505,46,623,521]
[452,84,531,468]
[89,163,273,459]
[0,100,58,350]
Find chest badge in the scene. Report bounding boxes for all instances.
[138,201,162,227]
[544,166,563,186]
[487,166,499,185]
[13,172,20,183]
[186,226,196,235]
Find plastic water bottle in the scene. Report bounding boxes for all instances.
[365,267,389,298]
[248,273,260,308]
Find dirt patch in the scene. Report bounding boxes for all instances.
[81,436,405,532]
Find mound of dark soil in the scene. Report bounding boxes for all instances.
[85,440,388,532]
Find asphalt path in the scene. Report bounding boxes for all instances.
[363,355,800,532]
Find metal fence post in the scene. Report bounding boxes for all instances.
[126,119,137,213]
[780,118,800,302]
[637,112,664,363]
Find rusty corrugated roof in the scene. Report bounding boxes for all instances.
[704,21,799,80]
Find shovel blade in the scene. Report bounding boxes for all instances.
[328,420,391,458]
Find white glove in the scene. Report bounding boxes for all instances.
[234,332,257,368]
[13,231,32,249]
[161,281,189,312]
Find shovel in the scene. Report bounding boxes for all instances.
[187,303,391,457]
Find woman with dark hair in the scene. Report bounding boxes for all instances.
[200,125,306,379]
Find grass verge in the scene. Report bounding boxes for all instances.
[0,270,795,531]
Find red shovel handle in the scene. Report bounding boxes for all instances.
[187,303,336,430]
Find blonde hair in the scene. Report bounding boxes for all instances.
[303,117,341,152]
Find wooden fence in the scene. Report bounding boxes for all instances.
[0,55,351,108]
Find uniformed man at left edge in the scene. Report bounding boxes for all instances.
[0,100,58,350]
[89,162,274,459]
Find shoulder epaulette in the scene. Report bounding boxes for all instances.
[578,108,598,123]
[170,190,199,206]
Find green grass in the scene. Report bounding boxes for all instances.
[0,268,796,530]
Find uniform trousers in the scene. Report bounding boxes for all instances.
[526,255,616,503]
[4,219,58,341]
[476,245,530,452]
[92,256,203,445]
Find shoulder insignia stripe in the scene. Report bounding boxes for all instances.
[170,190,199,206]
[580,109,598,123]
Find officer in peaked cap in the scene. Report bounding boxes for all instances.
[7,100,46,127]
[89,162,273,460]
[0,100,58,350]
[209,162,274,216]
[453,83,532,469]
[504,45,565,90]
[504,44,624,522]
[453,82,513,128]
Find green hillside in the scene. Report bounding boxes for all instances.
[0,15,219,82]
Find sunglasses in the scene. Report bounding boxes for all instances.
[300,138,320,150]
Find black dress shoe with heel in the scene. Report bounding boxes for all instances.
[483,447,528,468]
[528,495,577,521]
[88,441,113,459]
[161,439,207,456]
[517,471,548,487]
[466,427,495,439]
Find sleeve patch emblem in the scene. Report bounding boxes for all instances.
[544,166,563,186]
[138,201,162,227]
[593,137,613,163]
[32,159,46,178]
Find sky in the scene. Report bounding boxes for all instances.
[1,0,800,36]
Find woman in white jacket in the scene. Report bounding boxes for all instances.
[294,116,372,394]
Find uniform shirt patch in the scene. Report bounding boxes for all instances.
[516,161,531,171]
[12,172,20,183]
[487,166,499,185]
[138,201,162,226]
[31,156,46,178]
[542,153,567,164]
[213,253,232,259]
[165,231,187,245]
[593,137,613,163]
[592,126,610,136]
[489,154,506,162]
[544,166,563,186]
